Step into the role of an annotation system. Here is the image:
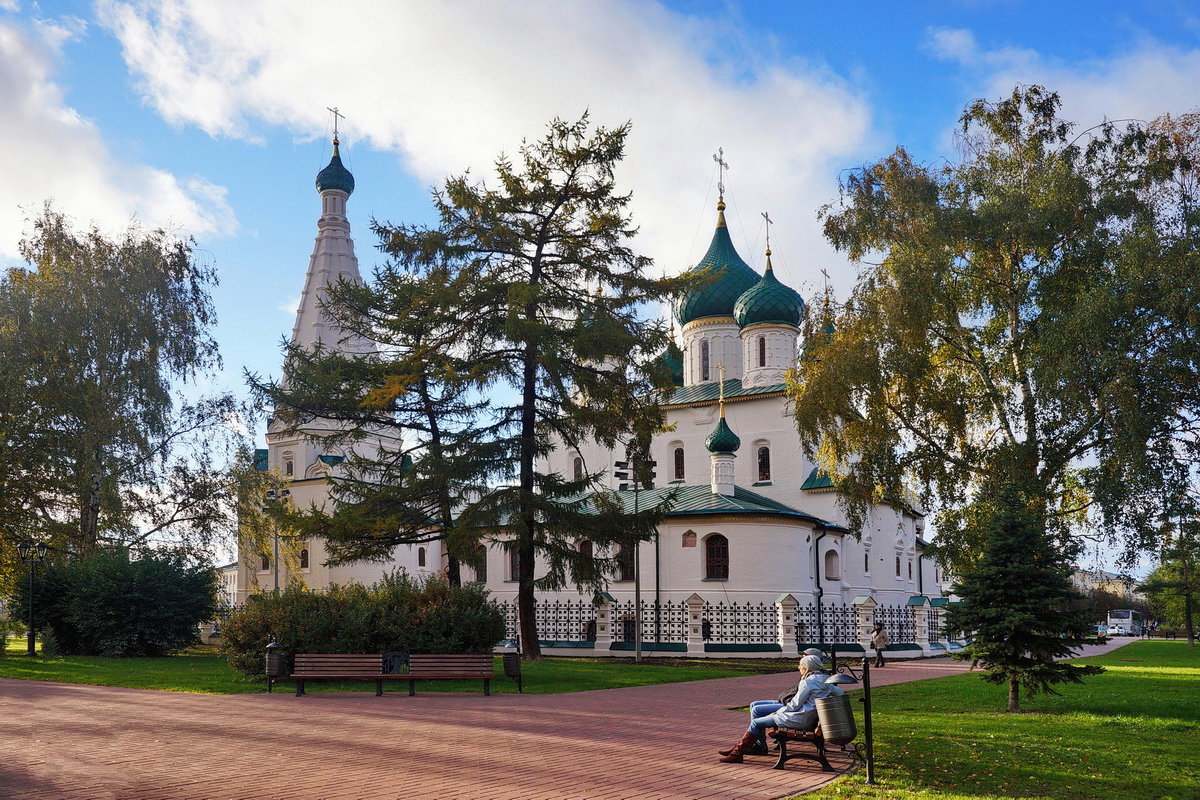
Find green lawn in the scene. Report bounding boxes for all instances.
[802,640,1199,800]
[0,636,779,694]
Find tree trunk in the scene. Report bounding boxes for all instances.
[446,555,461,587]
[1007,678,1021,713]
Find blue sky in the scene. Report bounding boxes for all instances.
[4,1,1198,571]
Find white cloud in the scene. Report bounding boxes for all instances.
[0,15,235,258]
[925,26,1200,127]
[97,0,875,300]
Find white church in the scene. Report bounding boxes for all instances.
[234,139,948,656]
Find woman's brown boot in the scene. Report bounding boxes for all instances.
[719,738,767,756]
[718,732,760,763]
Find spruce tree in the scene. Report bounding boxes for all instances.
[946,475,1103,712]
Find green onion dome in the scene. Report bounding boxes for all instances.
[733,253,805,328]
[675,200,760,326]
[705,414,741,454]
[316,138,355,195]
[657,339,684,386]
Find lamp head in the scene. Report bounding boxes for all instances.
[34,541,48,560]
[826,673,858,686]
[17,541,30,560]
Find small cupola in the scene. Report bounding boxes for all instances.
[316,136,355,196]
[706,387,740,496]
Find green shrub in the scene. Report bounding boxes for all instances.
[219,572,505,677]
[10,548,217,657]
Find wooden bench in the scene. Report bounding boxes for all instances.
[766,726,834,772]
[407,653,494,696]
[291,653,408,697]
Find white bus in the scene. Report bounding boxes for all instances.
[1106,609,1143,636]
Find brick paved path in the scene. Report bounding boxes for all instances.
[0,641,1132,800]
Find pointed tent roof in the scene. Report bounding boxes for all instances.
[675,200,759,325]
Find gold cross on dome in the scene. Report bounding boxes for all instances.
[761,211,773,254]
[717,362,727,415]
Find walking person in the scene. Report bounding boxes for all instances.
[871,623,889,668]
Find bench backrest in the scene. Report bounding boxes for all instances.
[408,654,493,675]
[293,653,382,674]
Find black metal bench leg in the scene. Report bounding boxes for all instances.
[295,679,304,697]
[408,678,415,697]
[376,678,383,697]
[814,741,834,772]
[484,678,491,697]
[772,739,788,770]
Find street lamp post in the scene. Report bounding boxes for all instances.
[262,489,291,593]
[16,541,49,657]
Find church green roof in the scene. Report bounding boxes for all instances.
[705,415,741,453]
[575,484,845,529]
[800,467,835,490]
[675,203,759,326]
[662,378,785,407]
[734,257,805,328]
[316,139,355,195]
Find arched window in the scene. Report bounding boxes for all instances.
[705,534,729,580]
[824,549,841,580]
[864,549,870,573]
[895,556,901,577]
[573,456,584,482]
[509,545,521,582]
[474,545,488,583]
[673,447,685,480]
[285,460,294,477]
[757,446,771,481]
[908,560,913,580]
[418,547,426,567]
[299,548,309,569]
[579,540,593,559]
[700,340,710,381]
[758,335,766,367]
[616,545,634,581]
[260,554,269,571]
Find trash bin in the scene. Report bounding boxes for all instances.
[816,694,857,745]
[502,652,523,693]
[265,642,286,693]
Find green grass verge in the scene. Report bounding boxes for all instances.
[1,636,781,694]
[801,640,1199,800]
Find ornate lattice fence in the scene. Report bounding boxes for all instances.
[496,598,597,643]
[611,599,688,643]
[793,602,858,644]
[699,600,778,644]
[874,604,916,643]
[928,608,943,641]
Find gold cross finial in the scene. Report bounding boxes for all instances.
[761,211,773,259]
[717,362,727,417]
[713,147,729,199]
[820,267,830,293]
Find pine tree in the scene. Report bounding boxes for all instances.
[946,473,1103,712]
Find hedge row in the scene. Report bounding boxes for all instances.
[219,573,505,677]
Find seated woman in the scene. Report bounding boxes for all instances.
[733,648,827,756]
[717,654,843,763]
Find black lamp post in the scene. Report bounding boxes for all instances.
[262,489,291,593]
[16,541,49,657]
